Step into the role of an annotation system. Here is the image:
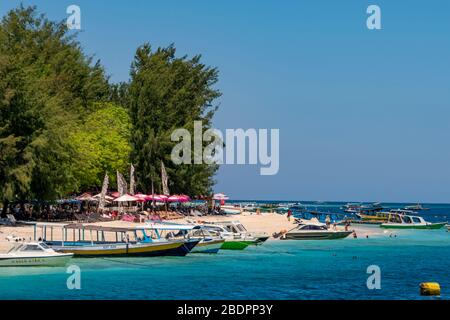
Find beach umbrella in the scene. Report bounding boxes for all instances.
[110,191,120,198]
[134,193,150,202]
[114,194,139,202]
[76,192,96,201]
[167,195,189,203]
[213,193,229,200]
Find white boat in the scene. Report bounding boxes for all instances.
[210,221,269,244]
[145,222,224,254]
[380,213,446,230]
[220,205,242,215]
[0,242,73,267]
[446,224,450,231]
[282,220,352,240]
[404,204,429,211]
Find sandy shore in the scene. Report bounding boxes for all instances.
[0,212,386,253]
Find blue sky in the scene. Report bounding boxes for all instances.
[1,1,449,202]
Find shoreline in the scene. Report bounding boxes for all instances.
[0,212,386,253]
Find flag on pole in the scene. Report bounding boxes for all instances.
[99,173,109,210]
[117,171,128,196]
[161,161,170,195]
[129,164,135,195]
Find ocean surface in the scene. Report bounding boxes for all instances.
[0,201,449,300]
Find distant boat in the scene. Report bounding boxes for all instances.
[0,242,73,267]
[220,205,242,215]
[404,204,430,211]
[380,213,446,230]
[282,221,352,240]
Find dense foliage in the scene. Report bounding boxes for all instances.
[0,6,221,215]
[129,44,221,196]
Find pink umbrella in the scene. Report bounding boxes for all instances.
[167,195,189,202]
[134,193,149,202]
[114,194,139,202]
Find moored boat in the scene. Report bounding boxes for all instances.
[200,224,258,250]
[380,213,446,230]
[210,221,269,244]
[33,222,195,257]
[0,242,73,267]
[282,220,352,240]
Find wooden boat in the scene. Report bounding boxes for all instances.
[380,213,446,230]
[32,222,196,257]
[282,221,352,240]
[0,242,73,267]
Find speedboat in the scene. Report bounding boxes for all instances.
[208,221,269,244]
[144,222,223,254]
[199,224,259,250]
[282,220,352,240]
[380,213,446,230]
[0,242,73,267]
[220,205,242,215]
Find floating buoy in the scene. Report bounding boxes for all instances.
[420,282,440,296]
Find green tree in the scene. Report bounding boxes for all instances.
[0,6,110,215]
[128,44,221,196]
[71,102,131,190]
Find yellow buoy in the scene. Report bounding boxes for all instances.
[420,282,441,296]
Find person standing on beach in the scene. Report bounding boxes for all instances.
[287,210,292,221]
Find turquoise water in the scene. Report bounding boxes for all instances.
[1,227,449,300]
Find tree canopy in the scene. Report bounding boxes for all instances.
[128,44,221,196]
[0,6,221,215]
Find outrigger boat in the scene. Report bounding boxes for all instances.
[0,242,73,267]
[380,213,446,230]
[31,222,197,257]
[282,220,352,240]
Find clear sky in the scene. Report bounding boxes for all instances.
[1,0,449,202]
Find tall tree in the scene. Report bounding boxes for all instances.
[0,6,110,215]
[129,44,221,196]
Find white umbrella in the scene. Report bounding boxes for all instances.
[114,194,139,202]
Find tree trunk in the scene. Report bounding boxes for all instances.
[1,200,9,218]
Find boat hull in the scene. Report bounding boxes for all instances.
[0,254,73,267]
[220,240,253,250]
[380,222,446,230]
[283,231,352,240]
[191,239,225,254]
[47,241,190,257]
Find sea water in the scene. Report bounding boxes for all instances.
[0,202,449,300]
